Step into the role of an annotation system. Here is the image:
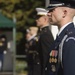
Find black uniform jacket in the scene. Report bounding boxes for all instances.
[37,26,54,75]
[25,35,39,63]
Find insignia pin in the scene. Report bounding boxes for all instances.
[51,65,56,72]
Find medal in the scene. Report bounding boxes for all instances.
[49,58,52,63]
[52,50,55,56]
[50,51,52,56]
[52,58,55,62]
[55,51,58,57]
[54,58,57,63]
[51,65,56,72]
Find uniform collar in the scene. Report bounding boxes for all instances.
[57,22,72,36]
[56,22,74,41]
[41,25,49,31]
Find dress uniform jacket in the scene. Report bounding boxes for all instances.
[46,22,75,75]
[25,35,40,75]
[37,26,54,75]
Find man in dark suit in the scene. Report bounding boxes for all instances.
[46,0,75,75]
[35,8,54,75]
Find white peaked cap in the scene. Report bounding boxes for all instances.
[36,8,48,15]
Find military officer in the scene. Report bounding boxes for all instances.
[35,8,54,75]
[46,0,75,75]
[25,26,41,75]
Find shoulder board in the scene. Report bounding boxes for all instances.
[65,28,75,42]
[66,28,75,36]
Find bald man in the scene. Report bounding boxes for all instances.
[46,0,75,75]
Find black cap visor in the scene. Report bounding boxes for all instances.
[35,15,44,19]
[47,3,75,12]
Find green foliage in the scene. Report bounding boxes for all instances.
[0,0,45,54]
[16,60,28,75]
[16,32,23,43]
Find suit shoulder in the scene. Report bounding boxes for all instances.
[65,28,75,42]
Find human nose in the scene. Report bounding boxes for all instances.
[47,12,51,17]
